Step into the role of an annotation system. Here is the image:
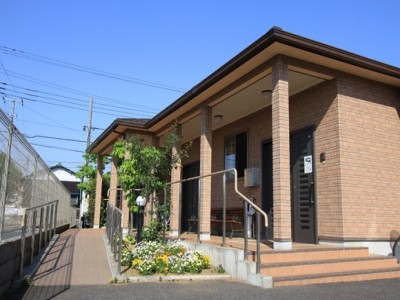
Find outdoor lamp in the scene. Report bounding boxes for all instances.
[136,195,147,242]
[136,195,147,207]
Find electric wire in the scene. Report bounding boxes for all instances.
[0,46,187,93]
[0,69,162,112]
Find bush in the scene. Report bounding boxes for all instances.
[141,220,163,242]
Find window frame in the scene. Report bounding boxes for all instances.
[223,130,248,178]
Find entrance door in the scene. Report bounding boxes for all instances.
[291,129,316,244]
[181,162,200,233]
[262,128,316,244]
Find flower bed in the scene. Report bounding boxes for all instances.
[122,239,212,275]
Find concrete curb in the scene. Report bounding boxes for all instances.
[127,273,232,283]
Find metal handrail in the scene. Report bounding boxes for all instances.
[106,202,123,275]
[19,200,58,277]
[167,168,268,274]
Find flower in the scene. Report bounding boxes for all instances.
[127,239,211,275]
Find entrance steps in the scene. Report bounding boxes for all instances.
[248,247,400,287]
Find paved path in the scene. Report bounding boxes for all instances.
[4,228,400,299]
[9,228,112,299]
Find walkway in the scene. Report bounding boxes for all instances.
[17,228,112,299]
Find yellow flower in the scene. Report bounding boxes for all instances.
[132,259,142,267]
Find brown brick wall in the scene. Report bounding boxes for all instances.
[290,80,342,238]
[337,73,400,240]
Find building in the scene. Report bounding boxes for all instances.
[87,27,400,255]
[50,165,81,210]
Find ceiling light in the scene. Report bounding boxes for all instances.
[261,89,272,97]
[214,114,223,122]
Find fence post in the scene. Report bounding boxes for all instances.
[38,207,44,252]
[30,210,37,265]
[19,213,28,278]
[53,201,58,235]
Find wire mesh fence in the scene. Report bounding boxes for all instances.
[0,108,77,242]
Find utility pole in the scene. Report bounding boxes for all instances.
[80,97,93,226]
[0,96,23,242]
[86,97,93,148]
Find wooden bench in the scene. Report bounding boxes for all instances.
[187,207,245,238]
[211,207,244,238]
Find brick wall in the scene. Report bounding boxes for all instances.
[337,73,400,240]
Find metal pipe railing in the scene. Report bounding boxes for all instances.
[19,200,59,278]
[105,202,123,275]
[167,168,268,274]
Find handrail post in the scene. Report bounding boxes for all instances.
[244,201,248,260]
[49,204,54,240]
[222,173,226,247]
[30,210,37,265]
[19,213,28,278]
[178,182,182,239]
[197,178,201,244]
[53,201,58,236]
[117,218,122,275]
[256,212,261,274]
[44,206,49,243]
[38,207,44,253]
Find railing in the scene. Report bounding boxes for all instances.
[19,200,58,277]
[167,168,268,274]
[106,201,123,275]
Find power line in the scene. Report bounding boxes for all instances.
[1,90,152,118]
[0,69,162,112]
[0,80,160,114]
[0,83,157,117]
[0,46,187,93]
[30,142,85,153]
[24,134,86,143]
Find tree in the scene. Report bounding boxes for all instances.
[76,153,110,226]
[111,128,190,232]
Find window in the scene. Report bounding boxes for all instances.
[224,131,248,178]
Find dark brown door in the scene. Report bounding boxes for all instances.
[181,162,200,233]
[291,129,316,244]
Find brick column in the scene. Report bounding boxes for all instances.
[169,125,182,237]
[93,154,103,229]
[121,191,130,233]
[271,55,292,250]
[200,106,212,241]
[109,156,118,206]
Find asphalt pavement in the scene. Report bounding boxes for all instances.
[3,227,400,300]
[4,278,400,300]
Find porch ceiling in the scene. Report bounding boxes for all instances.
[180,70,324,143]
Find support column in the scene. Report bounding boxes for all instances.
[121,191,129,233]
[169,125,182,237]
[271,55,292,250]
[200,106,212,241]
[93,154,103,229]
[109,156,118,206]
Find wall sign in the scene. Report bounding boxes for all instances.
[304,155,313,174]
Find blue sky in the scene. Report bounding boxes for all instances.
[1,1,399,172]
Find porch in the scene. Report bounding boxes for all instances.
[172,233,400,288]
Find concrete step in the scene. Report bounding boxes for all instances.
[248,247,370,263]
[249,246,400,287]
[261,255,398,277]
[273,267,400,287]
